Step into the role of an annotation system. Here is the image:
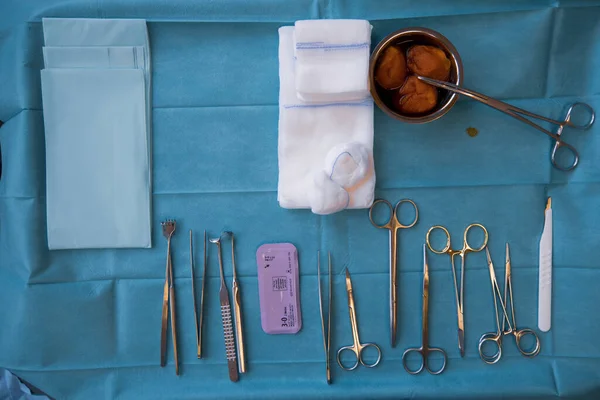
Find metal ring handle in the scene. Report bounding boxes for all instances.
[565,102,595,130]
[463,223,488,252]
[514,328,541,358]
[426,225,451,254]
[369,199,394,229]
[478,333,502,365]
[424,347,447,375]
[336,346,359,371]
[393,199,419,228]
[402,348,424,375]
[359,343,382,368]
[551,140,579,172]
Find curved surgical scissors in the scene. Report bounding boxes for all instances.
[337,269,382,371]
[419,76,595,172]
[369,199,418,347]
[426,223,488,357]
[479,244,541,364]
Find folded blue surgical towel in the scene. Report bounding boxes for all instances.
[41,18,152,249]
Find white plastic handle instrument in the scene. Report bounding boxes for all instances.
[538,197,552,332]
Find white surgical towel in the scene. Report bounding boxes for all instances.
[278,26,375,215]
[293,20,371,103]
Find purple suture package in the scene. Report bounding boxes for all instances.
[256,243,302,334]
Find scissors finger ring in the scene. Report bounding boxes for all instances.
[337,346,360,371]
[393,199,419,228]
[426,225,451,254]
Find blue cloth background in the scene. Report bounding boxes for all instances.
[1,1,600,399]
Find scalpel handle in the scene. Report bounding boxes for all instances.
[538,199,552,332]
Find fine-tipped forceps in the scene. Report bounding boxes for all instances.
[479,245,541,364]
[426,223,488,357]
[160,219,179,375]
[418,76,595,172]
[317,251,332,384]
[402,245,447,375]
[337,269,382,371]
[369,199,419,347]
[190,230,207,359]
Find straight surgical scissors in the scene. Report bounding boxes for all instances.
[337,269,382,371]
[369,199,419,347]
[402,245,447,374]
[426,223,488,356]
[479,244,541,364]
[418,76,595,172]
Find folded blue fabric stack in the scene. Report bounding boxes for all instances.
[40,18,152,250]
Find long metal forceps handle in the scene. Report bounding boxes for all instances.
[229,232,246,373]
[160,239,170,367]
[198,230,207,358]
[317,251,332,383]
[168,247,179,375]
[190,230,205,359]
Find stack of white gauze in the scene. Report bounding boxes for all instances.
[278,21,375,215]
[41,18,152,249]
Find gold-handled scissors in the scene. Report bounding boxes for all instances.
[337,269,382,371]
[369,199,418,347]
[402,245,447,374]
[426,223,488,357]
[479,244,541,364]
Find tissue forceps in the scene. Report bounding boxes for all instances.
[402,245,447,375]
[479,245,541,364]
[369,199,419,347]
[418,76,595,171]
[426,223,488,357]
[337,269,382,371]
[160,219,179,375]
[190,230,207,358]
[317,251,332,383]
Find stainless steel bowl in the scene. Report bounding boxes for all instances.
[369,27,463,123]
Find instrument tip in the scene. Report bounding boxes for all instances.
[546,197,551,210]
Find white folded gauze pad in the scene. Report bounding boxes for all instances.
[294,19,372,103]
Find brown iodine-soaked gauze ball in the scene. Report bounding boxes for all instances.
[394,76,438,114]
[407,45,451,81]
[375,46,407,89]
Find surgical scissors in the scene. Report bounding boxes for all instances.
[418,76,595,172]
[337,269,382,371]
[369,199,419,347]
[402,245,447,375]
[479,244,541,364]
[426,223,488,357]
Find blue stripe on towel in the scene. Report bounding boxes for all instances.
[282,99,372,109]
[295,42,369,50]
